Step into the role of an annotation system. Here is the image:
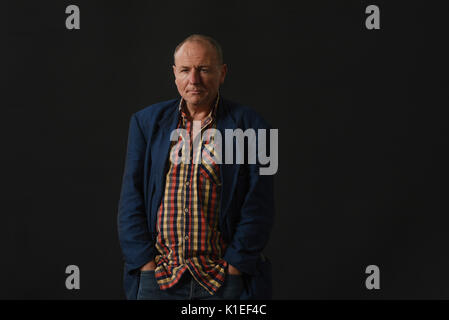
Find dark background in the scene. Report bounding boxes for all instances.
[3,0,449,299]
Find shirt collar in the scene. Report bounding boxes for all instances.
[178,92,220,128]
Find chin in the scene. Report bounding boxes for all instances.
[186,95,206,105]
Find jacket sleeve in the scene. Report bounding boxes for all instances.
[117,113,156,275]
[223,117,275,276]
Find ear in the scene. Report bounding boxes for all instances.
[220,64,227,84]
[172,65,177,78]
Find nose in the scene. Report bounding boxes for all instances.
[188,68,201,84]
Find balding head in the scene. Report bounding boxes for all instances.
[174,34,223,66]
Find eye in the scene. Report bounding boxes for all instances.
[200,68,209,73]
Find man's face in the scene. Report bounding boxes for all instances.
[173,40,227,108]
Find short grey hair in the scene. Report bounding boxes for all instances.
[173,34,224,65]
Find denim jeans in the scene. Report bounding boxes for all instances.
[136,270,244,300]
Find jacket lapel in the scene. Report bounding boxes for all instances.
[216,98,239,231]
[150,101,180,222]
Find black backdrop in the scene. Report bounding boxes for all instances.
[3,0,449,299]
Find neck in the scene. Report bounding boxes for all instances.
[184,95,217,121]
[186,103,211,121]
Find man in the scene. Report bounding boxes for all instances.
[117,34,275,300]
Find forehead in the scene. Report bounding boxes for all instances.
[175,40,218,66]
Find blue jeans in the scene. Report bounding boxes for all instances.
[136,270,244,300]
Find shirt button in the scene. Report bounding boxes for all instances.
[185,235,189,240]
[185,181,189,186]
[184,208,188,213]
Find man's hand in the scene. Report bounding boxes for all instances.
[140,260,156,271]
[227,264,242,275]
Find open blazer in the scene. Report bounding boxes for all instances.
[118,96,275,299]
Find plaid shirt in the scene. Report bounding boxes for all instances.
[154,94,228,295]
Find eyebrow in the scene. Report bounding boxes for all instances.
[177,65,211,69]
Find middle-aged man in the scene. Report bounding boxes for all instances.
[118,34,275,300]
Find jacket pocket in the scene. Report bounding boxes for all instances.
[199,162,221,186]
[240,254,273,300]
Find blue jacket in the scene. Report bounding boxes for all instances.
[117,96,275,299]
